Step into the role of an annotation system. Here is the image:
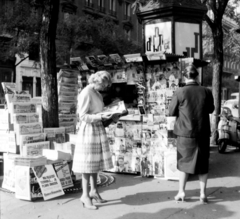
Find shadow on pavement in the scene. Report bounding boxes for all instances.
[111,186,240,219]
[104,186,240,207]
[114,204,234,219]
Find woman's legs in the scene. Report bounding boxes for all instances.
[198,173,208,197]
[81,173,94,206]
[89,173,107,202]
[89,173,98,196]
[177,171,189,195]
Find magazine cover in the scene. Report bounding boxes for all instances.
[58,84,78,93]
[59,90,78,97]
[109,54,123,64]
[22,141,50,156]
[53,161,73,189]
[70,57,89,71]
[15,165,31,200]
[59,114,77,122]
[19,133,46,153]
[58,76,78,84]
[8,131,17,153]
[43,127,66,149]
[2,153,20,192]
[0,130,10,152]
[14,156,47,167]
[164,149,179,180]
[15,122,43,135]
[1,82,18,94]
[64,125,75,134]
[59,121,76,127]
[12,113,39,124]
[140,155,153,177]
[57,69,79,79]
[109,69,127,83]
[152,151,165,178]
[0,109,11,130]
[32,164,65,200]
[58,102,76,114]
[5,93,31,104]
[59,95,77,103]
[10,102,37,115]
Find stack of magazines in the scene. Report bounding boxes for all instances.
[57,69,79,133]
[15,155,47,167]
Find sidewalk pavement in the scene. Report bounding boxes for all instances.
[1,146,240,219]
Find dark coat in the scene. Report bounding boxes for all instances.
[169,82,214,138]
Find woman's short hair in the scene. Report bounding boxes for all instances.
[88,70,112,86]
[184,64,199,79]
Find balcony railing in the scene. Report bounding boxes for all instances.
[98,6,106,13]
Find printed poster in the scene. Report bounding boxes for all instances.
[15,165,31,200]
[32,164,64,200]
[22,141,50,156]
[2,153,20,192]
[53,161,73,189]
[164,149,179,180]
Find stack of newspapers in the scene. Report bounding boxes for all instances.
[57,68,79,134]
[14,155,47,167]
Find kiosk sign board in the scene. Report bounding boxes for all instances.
[145,22,172,54]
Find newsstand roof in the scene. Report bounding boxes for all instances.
[134,0,208,23]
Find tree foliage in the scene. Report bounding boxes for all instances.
[56,15,141,64]
[200,0,240,143]
[0,1,141,127]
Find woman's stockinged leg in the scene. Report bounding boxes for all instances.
[89,173,98,195]
[89,173,107,203]
[80,173,95,207]
[198,173,208,197]
[179,171,189,194]
[175,171,188,202]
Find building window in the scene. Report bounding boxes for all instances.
[98,0,105,13]
[124,29,131,41]
[85,0,93,8]
[110,0,116,16]
[124,2,131,20]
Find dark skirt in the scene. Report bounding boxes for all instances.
[177,136,210,174]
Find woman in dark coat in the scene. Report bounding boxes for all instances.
[169,64,214,204]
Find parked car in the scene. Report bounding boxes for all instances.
[230,92,239,100]
[222,99,239,118]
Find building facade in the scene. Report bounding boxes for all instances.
[0,0,142,99]
[60,0,142,44]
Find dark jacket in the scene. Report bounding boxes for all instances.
[168,81,214,137]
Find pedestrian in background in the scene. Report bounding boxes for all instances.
[72,71,119,210]
[169,64,214,204]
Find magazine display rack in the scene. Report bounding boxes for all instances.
[72,54,206,180]
[0,83,75,201]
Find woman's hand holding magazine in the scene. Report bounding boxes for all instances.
[99,100,128,127]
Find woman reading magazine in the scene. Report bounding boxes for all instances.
[72,71,119,210]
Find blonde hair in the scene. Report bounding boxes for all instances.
[185,64,199,79]
[88,71,112,86]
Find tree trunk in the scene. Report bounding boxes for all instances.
[39,0,60,128]
[211,24,224,144]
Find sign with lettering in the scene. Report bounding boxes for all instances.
[145,22,172,54]
[175,22,200,59]
[53,161,73,189]
[32,165,64,200]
